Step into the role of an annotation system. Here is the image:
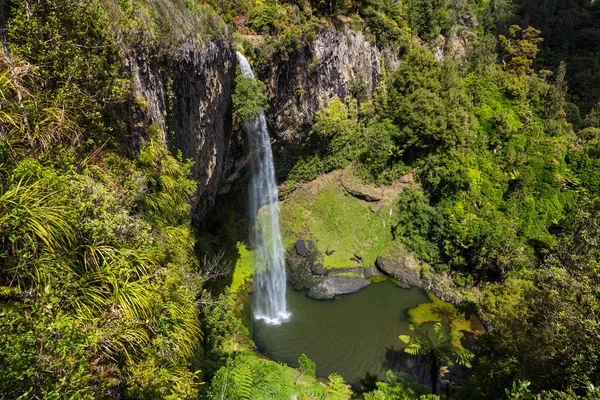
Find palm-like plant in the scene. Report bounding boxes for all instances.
[399,323,473,394]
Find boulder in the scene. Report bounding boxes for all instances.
[295,240,308,257]
[311,262,326,276]
[306,276,371,299]
[363,266,384,279]
[376,255,421,287]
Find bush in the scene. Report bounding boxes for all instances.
[232,74,269,125]
[298,353,316,377]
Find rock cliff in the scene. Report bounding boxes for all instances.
[126,26,400,223]
[264,28,401,148]
[128,38,239,225]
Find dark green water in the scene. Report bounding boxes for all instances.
[252,280,430,387]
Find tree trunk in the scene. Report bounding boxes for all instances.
[429,354,439,395]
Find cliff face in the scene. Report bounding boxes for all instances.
[171,39,238,224]
[125,27,399,222]
[128,38,238,224]
[264,28,401,148]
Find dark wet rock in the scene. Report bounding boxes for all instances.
[375,255,421,287]
[311,262,326,275]
[307,240,314,251]
[363,266,384,279]
[295,240,308,257]
[326,249,335,256]
[286,256,316,290]
[306,276,371,299]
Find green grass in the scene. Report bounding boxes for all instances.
[280,183,403,269]
[330,271,362,277]
[231,242,253,293]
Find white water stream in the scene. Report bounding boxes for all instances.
[237,52,290,325]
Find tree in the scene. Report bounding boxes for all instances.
[584,101,600,129]
[200,249,233,282]
[232,74,269,124]
[399,323,473,394]
[498,25,543,76]
[476,194,600,393]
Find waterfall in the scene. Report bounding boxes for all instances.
[236,52,290,325]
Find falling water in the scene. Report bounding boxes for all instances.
[237,52,290,325]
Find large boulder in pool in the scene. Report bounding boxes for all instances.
[376,254,421,287]
[306,276,371,299]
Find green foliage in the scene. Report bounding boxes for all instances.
[585,102,600,129]
[406,0,449,40]
[363,371,431,399]
[391,187,440,261]
[407,293,476,343]
[503,381,600,400]
[232,74,269,124]
[311,96,361,171]
[385,48,477,159]
[230,242,254,292]
[498,25,543,76]
[202,288,249,358]
[138,126,196,226]
[357,120,399,183]
[471,194,600,394]
[325,373,353,399]
[7,0,128,138]
[399,323,473,394]
[298,353,317,378]
[248,3,278,34]
[0,143,203,398]
[206,352,329,399]
[0,1,213,396]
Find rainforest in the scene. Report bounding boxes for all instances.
[0,0,599,398]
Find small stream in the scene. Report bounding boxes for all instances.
[252,280,430,387]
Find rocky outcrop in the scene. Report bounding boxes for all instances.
[376,255,422,287]
[128,38,239,225]
[286,240,371,299]
[307,276,370,299]
[376,254,464,303]
[264,28,401,149]
[171,39,238,224]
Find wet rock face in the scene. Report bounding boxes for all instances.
[264,28,401,149]
[128,38,238,225]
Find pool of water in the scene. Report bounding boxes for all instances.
[252,280,431,387]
